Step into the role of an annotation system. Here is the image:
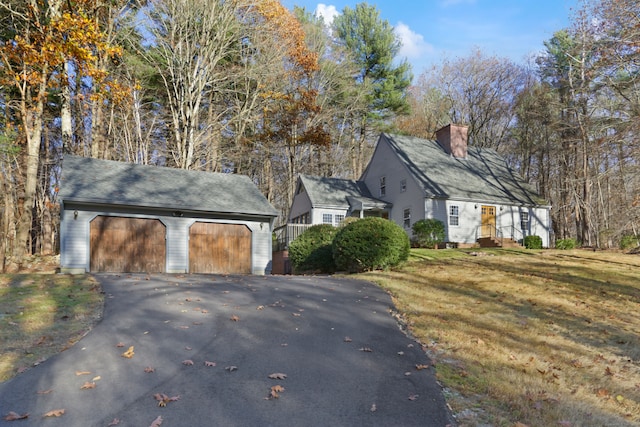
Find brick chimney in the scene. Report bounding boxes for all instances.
[436,124,468,159]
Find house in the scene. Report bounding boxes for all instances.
[287,124,551,248]
[59,155,278,275]
[288,175,391,226]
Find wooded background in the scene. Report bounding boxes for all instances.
[0,0,638,270]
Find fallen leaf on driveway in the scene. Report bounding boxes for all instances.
[370,404,377,412]
[121,346,135,358]
[182,360,194,366]
[225,366,237,372]
[415,364,429,370]
[145,366,155,373]
[108,418,120,426]
[75,370,91,376]
[116,342,125,348]
[4,411,29,421]
[359,347,373,352]
[204,361,216,367]
[149,415,163,427]
[154,394,180,407]
[267,385,285,399]
[268,373,287,380]
[37,389,53,394]
[408,394,419,401]
[344,337,352,342]
[43,409,65,417]
[230,315,240,321]
[80,382,96,390]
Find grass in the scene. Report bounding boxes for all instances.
[0,271,103,382]
[361,248,640,427]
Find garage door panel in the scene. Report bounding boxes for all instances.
[189,222,251,274]
[90,216,166,273]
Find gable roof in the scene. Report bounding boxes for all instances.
[60,155,278,217]
[379,133,548,206]
[298,175,389,210]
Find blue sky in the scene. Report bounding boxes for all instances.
[281,0,577,76]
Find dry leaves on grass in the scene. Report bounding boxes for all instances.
[4,411,29,421]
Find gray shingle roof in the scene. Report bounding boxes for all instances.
[299,175,389,209]
[60,155,278,217]
[382,133,548,206]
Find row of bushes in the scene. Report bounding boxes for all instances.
[288,218,410,274]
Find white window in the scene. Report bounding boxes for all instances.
[400,179,407,192]
[449,205,459,226]
[379,176,386,197]
[520,211,529,231]
[322,214,333,224]
[334,214,345,225]
[403,208,411,228]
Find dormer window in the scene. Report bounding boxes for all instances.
[379,176,386,197]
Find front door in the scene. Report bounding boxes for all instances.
[481,206,496,237]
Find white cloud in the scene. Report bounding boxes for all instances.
[315,4,339,26]
[394,22,434,59]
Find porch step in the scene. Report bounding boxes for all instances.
[477,237,521,248]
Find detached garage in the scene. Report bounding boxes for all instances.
[59,155,278,275]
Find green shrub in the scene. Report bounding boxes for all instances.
[620,234,640,250]
[288,224,338,273]
[411,219,445,248]
[332,217,410,272]
[524,235,542,249]
[555,238,576,250]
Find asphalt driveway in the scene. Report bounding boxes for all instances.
[0,274,455,426]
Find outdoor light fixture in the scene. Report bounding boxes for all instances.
[73,210,78,220]
[474,204,478,209]
[172,211,184,217]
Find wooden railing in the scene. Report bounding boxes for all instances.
[273,224,313,251]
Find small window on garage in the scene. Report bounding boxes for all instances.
[449,205,459,226]
[323,213,333,224]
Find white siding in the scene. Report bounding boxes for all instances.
[165,217,190,273]
[250,225,273,275]
[60,208,91,273]
[361,137,425,233]
[310,208,349,225]
[444,200,478,243]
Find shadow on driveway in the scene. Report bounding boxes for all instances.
[0,274,455,426]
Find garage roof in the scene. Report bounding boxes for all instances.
[60,155,278,218]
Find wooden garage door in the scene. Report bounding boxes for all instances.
[90,216,166,273]
[189,222,251,274]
